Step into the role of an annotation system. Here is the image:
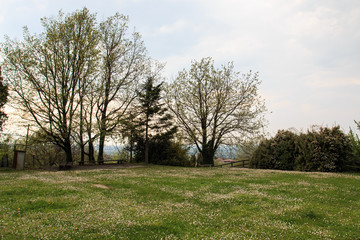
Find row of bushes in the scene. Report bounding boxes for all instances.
[250,126,360,172]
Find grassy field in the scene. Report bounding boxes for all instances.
[0,165,359,239]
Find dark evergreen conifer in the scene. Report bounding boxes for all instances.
[0,66,8,131]
[135,76,177,164]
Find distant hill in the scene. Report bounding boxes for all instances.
[95,145,121,155]
[100,144,243,159]
[188,145,242,160]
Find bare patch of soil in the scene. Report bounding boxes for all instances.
[92,184,110,189]
[41,163,146,171]
[69,163,145,171]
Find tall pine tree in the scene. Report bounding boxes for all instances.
[135,76,177,164]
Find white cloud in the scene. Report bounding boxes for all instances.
[32,0,48,12]
[308,77,360,89]
[157,19,190,35]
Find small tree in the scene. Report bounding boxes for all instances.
[166,57,266,165]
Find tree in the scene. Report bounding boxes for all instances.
[121,110,141,163]
[0,66,8,131]
[136,76,177,163]
[355,120,360,130]
[82,80,99,163]
[166,57,266,165]
[2,8,100,163]
[96,13,148,164]
[73,75,99,164]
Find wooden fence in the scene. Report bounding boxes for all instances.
[213,159,250,168]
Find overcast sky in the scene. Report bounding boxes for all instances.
[1,0,360,135]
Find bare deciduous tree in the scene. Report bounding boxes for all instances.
[166,57,266,165]
[96,13,148,164]
[2,8,100,163]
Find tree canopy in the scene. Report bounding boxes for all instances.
[2,8,100,162]
[96,13,148,164]
[166,57,266,165]
[1,8,149,163]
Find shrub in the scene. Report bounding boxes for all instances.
[26,144,65,167]
[347,129,360,171]
[250,138,273,169]
[296,127,353,172]
[271,130,298,170]
[251,126,356,172]
[133,136,191,166]
[251,130,297,170]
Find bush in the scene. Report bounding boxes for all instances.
[21,131,82,167]
[347,129,360,171]
[133,136,191,167]
[297,126,352,172]
[26,144,65,167]
[251,126,356,172]
[250,130,297,170]
[158,141,192,167]
[296,127,353,172]
[271,130,298,170]
[0,143,11,167]
[250,138,273,169]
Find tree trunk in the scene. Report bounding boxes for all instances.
[145,140,149,164]
[129,129,134,163]
[144,114,149,164]
[97,77,110,164]
[64,139,73,163]
[79,94,85,164]
[97,101,108,164]
[86,101,95,164]
[201,144,215,165]
[88,139,95,163]
[80,147,85,164]
[98,132,105,164]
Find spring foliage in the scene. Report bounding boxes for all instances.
[166,57,266,165]
[2,8,148,163]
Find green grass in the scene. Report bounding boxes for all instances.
[0,166,359,239]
